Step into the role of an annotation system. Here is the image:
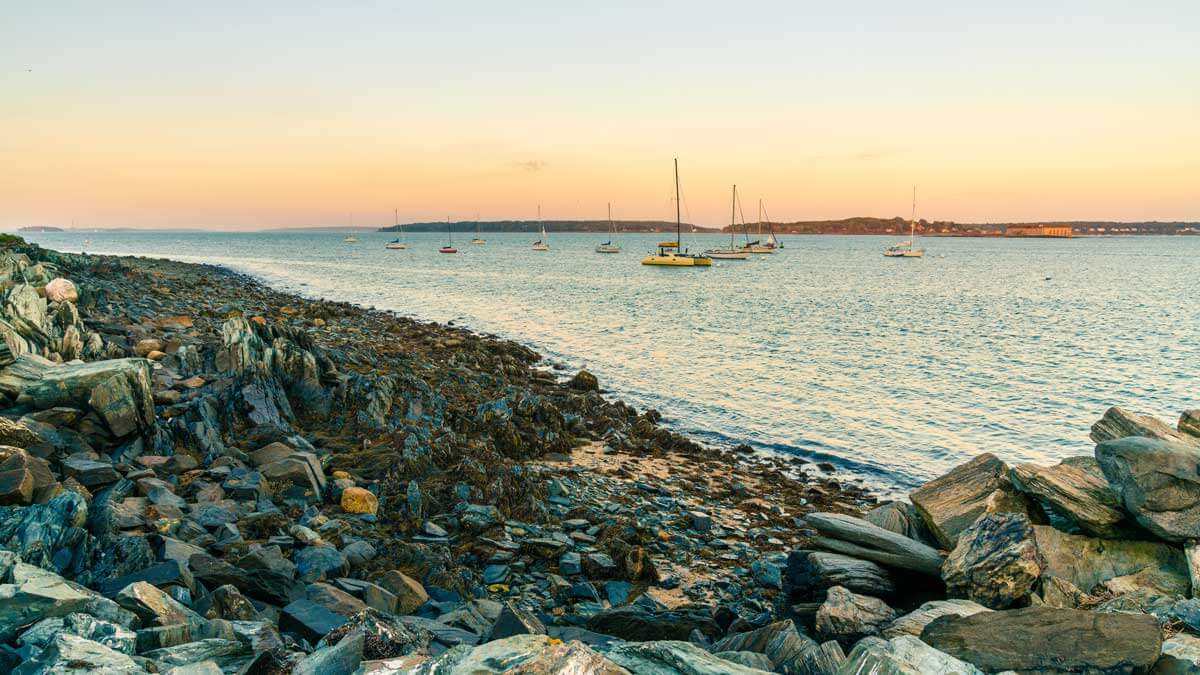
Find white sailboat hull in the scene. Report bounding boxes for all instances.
[705,249,750,259]
[385,243,407,249]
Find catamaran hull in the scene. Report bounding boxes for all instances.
[883,250,924,257]
[595,246,620,253]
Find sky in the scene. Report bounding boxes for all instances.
[2,1,1198,230]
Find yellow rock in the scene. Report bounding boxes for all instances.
[332,470,351,480]
[341,487,378,515]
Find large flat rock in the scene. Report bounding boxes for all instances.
[921,606,1162,673]
[804,512,943,576]
[910,453,1030,549]
[1091,406,1198,445]
[1033,524,1190,596]
[1009,457,1130,537]
[1095,436,1200,542]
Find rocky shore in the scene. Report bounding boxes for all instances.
[0,241,1197,673]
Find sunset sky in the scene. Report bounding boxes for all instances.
[3,2,1197,229]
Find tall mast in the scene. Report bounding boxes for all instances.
[607,202,612,233]
[910,186,917,242]
[447,215,452,245]
[674,158,681,246]
[730,185,737,246]
[758,199,762,236]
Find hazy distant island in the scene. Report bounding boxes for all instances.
[378,219,719,233]
[17,226,64,233]
[375,218,1199,237]
[720,217,1200,237]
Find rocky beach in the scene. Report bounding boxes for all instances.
[0,239,1198,674]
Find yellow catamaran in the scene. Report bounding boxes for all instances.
[642,159,711,267]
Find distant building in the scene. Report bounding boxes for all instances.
[1006,224,1073,238]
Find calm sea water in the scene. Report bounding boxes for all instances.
[25,229,1200,493]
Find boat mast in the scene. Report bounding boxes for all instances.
[447,216,452,246]
[608,202,613,233]
[910,186,917,243]
[730,185,737,247]
[674,158,681,249]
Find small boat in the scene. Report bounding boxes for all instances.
[705,185,751,260]
[740,200,778,253]
[439,218,457,253]
[343,235,359,243]
[532,205,549,251]
[596,203,621,253]
[642,159,711,267]
[884,187,925,258]
[385,208,407,249]
[470,218,485,245]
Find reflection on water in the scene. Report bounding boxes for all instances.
[29,230,1200,492]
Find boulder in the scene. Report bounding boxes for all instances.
[606,640,773,674]
[115,581,204,628]
[792,641,846,675]
[882,599,991,639]
[0,565,98,642]
[1093,590,1200,633]
[1180,410,1200,439]
[281,598,350,644]
[1033,524,1190,596]
[941,512,1041,609]
[0,446,35,505]
[13,633,145,675]
[838,635,982,675]
[785,550,894,601]
[814,586,895,648]
[804,512,943,576]
[294,629,364,675]
[921,606,1163,673]
[295,545,348,583]
[1156,634,1200,673]
[0,356,155,438]
[414,634,626,673]
[320,608,432,660]
[487,601,546,641]
[714,652,775,671]
[340,487,378,515]
[1009,457,1130,537]
[1091,406,1198,445]
[193,585,259,621]
[140,638,249,671]
[708,620,817,672]
[864,501,938,547]
[306,582,367,617]
[586,605,721,642]
[372,570,428,614]
[1095,436,1200,542]
[909,453,1033,549]
[43,278,79,304]
[568,370,599,391]
[189,553,303,606]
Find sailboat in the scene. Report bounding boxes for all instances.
[343,213,359,243]
[705,185,751,260]
[385,208,407,249]
[531,205,549,251]
[641,159,711,267]
[884,187,925,258]
[595,203,620,253]
[470,216,485,245]
[439,217,457,253]
[740,201,777,253]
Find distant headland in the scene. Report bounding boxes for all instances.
[378,220,720,233]
[375,218,1199,236]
